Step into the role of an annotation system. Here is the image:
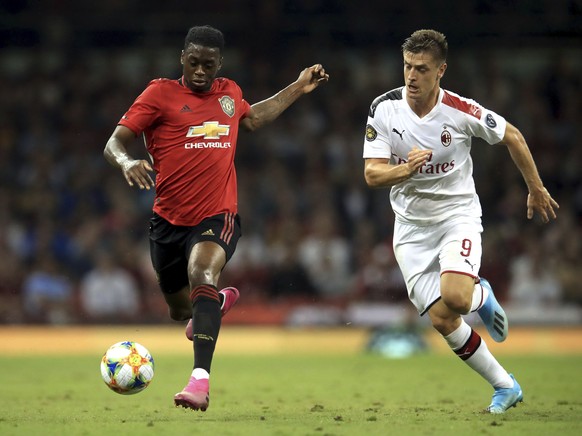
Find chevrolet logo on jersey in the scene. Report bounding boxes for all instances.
[187,122,230,139]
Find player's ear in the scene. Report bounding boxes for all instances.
[438,62,447,79]
[217,56,223,71]
[180,50,185,65]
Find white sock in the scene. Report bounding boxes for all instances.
[470,281,489,312]
[466,340,513,388]
[444,319,512,388]
[444,318,471,349]
[192,368,210,380]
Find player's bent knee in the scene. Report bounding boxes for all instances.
[162,288,193,321]
[441,291,471,314]
[168,306,191,321]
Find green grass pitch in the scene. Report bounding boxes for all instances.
[0,348,581,435]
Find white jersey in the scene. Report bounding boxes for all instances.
[363,86,506,225]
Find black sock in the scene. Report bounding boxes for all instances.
[190,287,222,373]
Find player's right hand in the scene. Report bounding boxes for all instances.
[121,159,154,190]
[406,147,432,175]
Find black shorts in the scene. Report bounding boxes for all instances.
[148,212,242,294]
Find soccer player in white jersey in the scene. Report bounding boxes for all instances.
[363,29,559,413]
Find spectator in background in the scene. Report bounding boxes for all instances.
[268,217,316,301]
[353,241,407,302]
[545,208,582,306]
[79,250,140,322]
[0,241,25,324]
[22,252,74,324]
[508,239,561,308]
[298,208,353,300]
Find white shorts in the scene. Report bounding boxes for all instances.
[393,216,483,315]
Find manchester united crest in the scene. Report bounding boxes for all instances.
[441,126,451,147]
[218,96,235,117]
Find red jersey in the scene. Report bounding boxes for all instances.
[118,77,251,226]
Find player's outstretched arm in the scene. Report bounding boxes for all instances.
[501,122,559,223]
[240,64,329,132]
[104,125,155,190]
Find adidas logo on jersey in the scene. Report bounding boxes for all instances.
[180,105,192,113]
[201,229,215,236]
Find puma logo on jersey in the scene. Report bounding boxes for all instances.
[464,259,476,271]
[392,128,405,140]
[201,229,215,236]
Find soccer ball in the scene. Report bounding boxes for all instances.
[100,341,155,395]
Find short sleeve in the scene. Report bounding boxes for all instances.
[363,103,392,159]
[467,106,507,145]
[118,80,163,135]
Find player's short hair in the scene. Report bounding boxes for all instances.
[184,25,225,52]
[402,29,448,64]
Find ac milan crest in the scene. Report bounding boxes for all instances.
[441,126,452,147]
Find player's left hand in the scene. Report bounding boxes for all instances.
[296,64,329,94]
[527,187,559,223]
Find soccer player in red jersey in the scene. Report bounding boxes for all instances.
[104,25,328,411]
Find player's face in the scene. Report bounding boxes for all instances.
[181,44,222,92]
[403,51,446,102]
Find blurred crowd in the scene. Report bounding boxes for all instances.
[1,1,581,325]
